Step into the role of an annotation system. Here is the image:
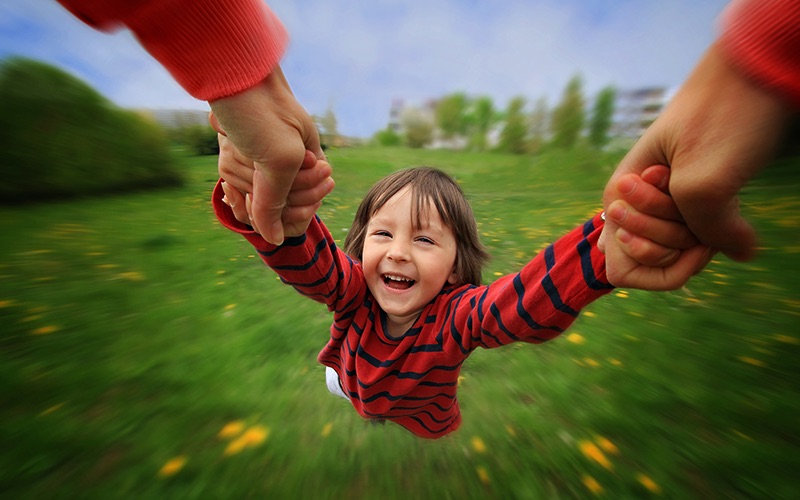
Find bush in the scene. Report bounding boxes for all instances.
[0,57,183,202]
[371,127,402,147]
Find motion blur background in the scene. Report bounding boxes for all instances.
[1,1,798,498]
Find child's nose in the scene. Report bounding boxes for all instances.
[386,237,411,261]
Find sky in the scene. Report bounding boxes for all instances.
[0,0,730,138]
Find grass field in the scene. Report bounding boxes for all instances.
[1,147,799,498]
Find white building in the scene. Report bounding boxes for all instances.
[612,87,670,139]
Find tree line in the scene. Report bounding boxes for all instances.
[373,74,617,153]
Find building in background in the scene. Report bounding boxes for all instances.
[612,87,671,139]
[140,109,210,129]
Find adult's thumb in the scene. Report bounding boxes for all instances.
[250,162,301,246]
[685,201,758,262]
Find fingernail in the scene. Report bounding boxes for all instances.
[271,220,284,246]
[607,204,626,223]
[618,176,637,195]
[222,195,229,205]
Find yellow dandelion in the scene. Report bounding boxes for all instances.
[158,456,187,477]
[583,358,600,368]
[567,333,585,344]
[20,315,43,323]
[321,422,333,438]
[738,356,765,367]
[224,425,269,456]
[218,421,245,439]
[476,466,490,485]
[493,271,503,276]
[458,375,466,386]
[39,402,64,416]
[32,325,59,335]
[579,440,613,470]
[773,334,798,345]
[217,270,226,275]
[471,436,487,454]
[0,299,15,308]
[96,264,119,269]
[224,304,237,311]
[581,474,603,495]
[595,436,619,455]
[118,271,144,281]
[614,290,628,298]
[637,473,661,494]
[609,359,622,366]
[583,311,596,318]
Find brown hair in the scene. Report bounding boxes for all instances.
[343,167,489,286]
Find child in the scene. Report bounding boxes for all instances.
[213,151,699,439]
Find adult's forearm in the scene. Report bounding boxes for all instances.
[720,0,800,108]
[57,0,288,101]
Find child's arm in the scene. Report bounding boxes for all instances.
[604,165,713,291]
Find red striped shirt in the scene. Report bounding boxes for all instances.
[213,180,613,438]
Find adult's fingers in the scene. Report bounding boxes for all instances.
[671,181,758,262]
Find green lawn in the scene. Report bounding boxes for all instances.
[1,147,798,498]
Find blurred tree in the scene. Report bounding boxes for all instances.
[527,96,549,154]
[401,107,434,148]
[588,86,616,149]
[436,92,468,144]
[498,96,528,154]
[551,74,586,149]
[467,95,495,152]
[317,106,339,148]
[0,57,181,202]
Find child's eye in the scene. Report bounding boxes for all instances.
[416,236,435,245]
[373,230,392,238]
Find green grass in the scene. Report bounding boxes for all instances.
[1,147,799,498]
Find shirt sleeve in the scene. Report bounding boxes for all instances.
[719,0,800,108]
[211,180,367,314]
[444,213,613,354]
[57,0,288,101]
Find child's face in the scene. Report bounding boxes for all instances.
[362,186,458,332]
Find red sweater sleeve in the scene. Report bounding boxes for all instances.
[57,0,288,101]
[719,0,800,108]
[211,179,367,314]
[447,213,613,353]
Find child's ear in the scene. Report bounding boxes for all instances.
[447,268,459,285]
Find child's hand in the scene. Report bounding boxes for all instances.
[218,133,334,237]
[602,165,713,291]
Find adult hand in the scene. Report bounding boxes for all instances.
[601,42,791,264]
[604,165,713,291]
[209,65,325,245]
[218,132,334,237]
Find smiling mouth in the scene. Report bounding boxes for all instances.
[383,274,415,290]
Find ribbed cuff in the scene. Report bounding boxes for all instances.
[719,0,800,108]
[126,0,288,101]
